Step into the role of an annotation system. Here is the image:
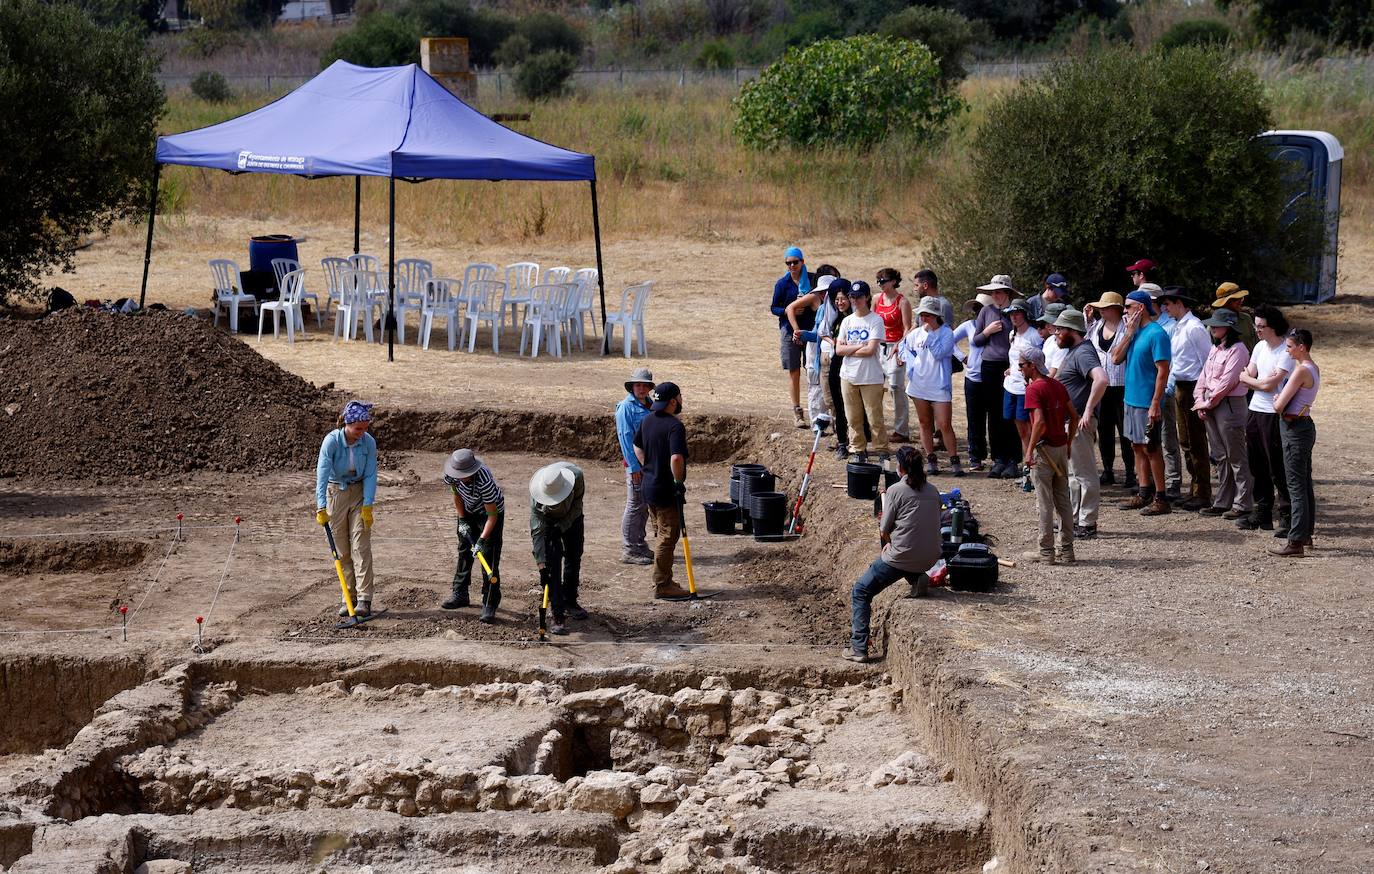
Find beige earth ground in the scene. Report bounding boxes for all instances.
[0,213,1371,872]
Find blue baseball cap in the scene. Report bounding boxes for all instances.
[1125,290,1156,314]
[847,280,872,298]
[1045,273,1068,290]
[828,278,852,297]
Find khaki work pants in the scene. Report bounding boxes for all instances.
[327,482,374,605]
[842,381,888,456]
[1068,420,1100,528]
[1032,443,1074,555]
[647,504,682,586]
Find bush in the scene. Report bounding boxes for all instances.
[1156,18,1234,51]
[694,37,735,70]
[0,0,164,305]
[1217,0,1372,49]
[184,0,282,29]
[323,12,419,67]
[927,46,1319,303]
[519,11,583,58]
[877,6,982,84]
[733,34,963,151]
[190,70,234,102]
[388,0,517,67]
[753,9,843,61]
[516,49,576,100]
[496,33,531,68]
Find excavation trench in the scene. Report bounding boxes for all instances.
[0,655,995,873]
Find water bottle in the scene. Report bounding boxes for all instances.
[950,505,965,544]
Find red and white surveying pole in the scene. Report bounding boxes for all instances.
[786,413,831,536]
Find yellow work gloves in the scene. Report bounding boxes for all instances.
[316,509,329,526]
[361,505,374,529]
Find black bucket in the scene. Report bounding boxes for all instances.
[846,462,882,500]
[749,491,788,537]
[739,470,775,531]
[730,463,766,507]
[884,469,901,489]
[702,501,738,535]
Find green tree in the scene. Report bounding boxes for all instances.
[0,0,164,305]
[1218,0,1372,48]
[734,34,963,150]
[65,0,165,32]
[878,6,983,84]
[927,46,1318,303]
[515,49,576,100]
[322,11,419,66]
[1155,18,1235,52]
[403,0,516,66]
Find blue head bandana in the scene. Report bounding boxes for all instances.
[785,246,810,296]
[342,401,374,424]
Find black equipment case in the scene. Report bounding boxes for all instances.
[947,542,999,592]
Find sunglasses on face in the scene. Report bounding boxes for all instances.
[878,278,899,286]
[784,259,801,267]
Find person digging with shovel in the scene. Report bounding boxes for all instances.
[315,400,379,617]
[633,382,693,601]
[442,449,505,623]
[529,461,587,635]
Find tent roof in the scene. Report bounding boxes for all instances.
[155,61,595,182]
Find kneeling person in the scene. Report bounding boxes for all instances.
[442,449,505,623]
[530,462,588,634]
[843,445,942,663]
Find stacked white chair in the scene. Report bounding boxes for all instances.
[320,257,351,317]
[209,259,259,333]
[543,266,572,285]
[501,262,540,332]
[573,267,600,338]
[334,269,375,343]
[419,277,462,351]
[464,279,506,353]
[259,268,307,343]
[605,281,653,358]
[558,282,583,354]
[392,260,432,345]
[271,257,319,328]
[519,284,568,359]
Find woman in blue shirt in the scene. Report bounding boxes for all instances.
[315,400,379,616]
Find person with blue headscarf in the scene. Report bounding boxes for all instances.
[315,400,379,617]
[771,246,816,429]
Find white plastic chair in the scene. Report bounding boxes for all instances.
[271,258,319,328]
[605,282,652,358]
[209,259,259,333]
[519,284,568,359]
[501,262,540,331]
[420,277,462,351]
[464,279,507,353]
[259,269,306,343]
[348,253,380,273]
[573,267,600,338]
[395,258,433,309]
[459,262,498,308]
[543,266,572,285]
[320,257,351,319]
[333,269,375,343]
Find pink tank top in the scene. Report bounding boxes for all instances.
[1288,360,1320,415]
[873,295,904,342]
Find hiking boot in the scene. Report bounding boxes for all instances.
[835,444,850,459]
[988,462,1005,479]
[950,456,966,478]
[890,432,910,444]
[793,406,808,429]
[1199,505,1226,517]
[1273,513,1291,538]
[1056,547,1076,564]
[654,582,693,601]
[621,552,653,566]
[1124,474,1138,491]
[1003,464,1023,480]
[440,587,470,610]
[1021,477,1034,493]
[840,646,873,664]
[1165,488,1183,501]
[1235,515,1260,531]
[478,586,501,623]
[1222,508,1247,520]
[1099,469,1116,486]
[1253,509,1274,531]
[970,459,986,472]
[1140,497,1171,516]
[548,621,568,636]
[926,459,939,476]
[1023,549,1056,564]
[1073,524,1098,539]
[355,600,371,618]
[1120,494,1151,511]
[1269,541,1305,557]
[338,603,351,617]
[1178,496,1210,512]
[567,602,589,621]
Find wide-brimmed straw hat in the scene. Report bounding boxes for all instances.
[977,274,1018,295]
[974,292,995,308]
[530,462,576,506]
[915,297,945,322]
[1088,292,1125,310]
[624,367,654,393]
[1213,282,1248,307]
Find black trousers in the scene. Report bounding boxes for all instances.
[979,360,1017,464]
[1098,385,1133,478]
[454,512,504,598]
[964,377,988,463]
[1246,410,1290,517]
[542,515,584,622]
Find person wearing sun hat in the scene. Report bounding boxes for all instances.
[1002,298,1044,484]
[1212,282,1257,351]
[315,400,379,617]
[1140,282,1183,501]
[529,461,588,634]
[442,448,506,622]
[1052,308,1107,537]
[615,367,656,565]
[1110,290,1173,516]
[1159,287,1214,511]
[1193,308,1254,522]
[771,246,817,429]
[972,275,1020,478]
[898,296,963,476]
[1086,291,1134,491]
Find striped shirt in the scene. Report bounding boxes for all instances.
[445,464,505,515]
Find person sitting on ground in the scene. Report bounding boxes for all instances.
[1022,345,1077,564]
[1239,304,1294,533]
[315,400,379,618]
[1160,288,1213,512]
[1112,291,1173,515]
[873,267,914,444]
[788,273,840,429]
[770,246,816,429]
[1194,309,1254,522]
[899,297,963,477]
[1036,302,1070,376]
[835,281,888,463]
[1052,308,1107,539]
[1003,299,1044,486]
[529,461,587,635]
[953,296,990,471]
[442,448,506,623]
[911,268,956,329]
[1212,282,1258,351]
[1270,328,1320,557]
[842,445,943,664]
[633,382,692,600]
[615,367,656,566]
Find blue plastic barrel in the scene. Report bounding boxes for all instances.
[248,235,299,278]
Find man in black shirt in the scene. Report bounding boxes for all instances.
[633,382,692,600]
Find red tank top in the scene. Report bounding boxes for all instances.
[873,294,904,342]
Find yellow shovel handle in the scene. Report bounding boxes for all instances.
[334,558,355,617]
[473,546,497,584]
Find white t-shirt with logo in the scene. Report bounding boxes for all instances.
[1003,326,1045,396]
[1248,338,1294,413]
[838,312,886,385]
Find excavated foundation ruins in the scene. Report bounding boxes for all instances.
[0,654,991,873]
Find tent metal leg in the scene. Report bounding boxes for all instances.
[591,179,609,356]
[353,175,361,255]
[386,176,396,362]
[138,162,161,309]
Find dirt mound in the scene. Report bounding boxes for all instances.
[0,309,337,480]
[0,538,148,574]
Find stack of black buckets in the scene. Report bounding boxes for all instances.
[701,463,788,540]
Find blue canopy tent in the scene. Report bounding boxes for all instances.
[140,60,608,359]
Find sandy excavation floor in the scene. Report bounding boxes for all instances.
[0,214,1372,871]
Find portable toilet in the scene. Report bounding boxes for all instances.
[1258,130,1342,304]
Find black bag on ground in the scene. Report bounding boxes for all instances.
[46,287,76,314]
[947,542,998,592]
